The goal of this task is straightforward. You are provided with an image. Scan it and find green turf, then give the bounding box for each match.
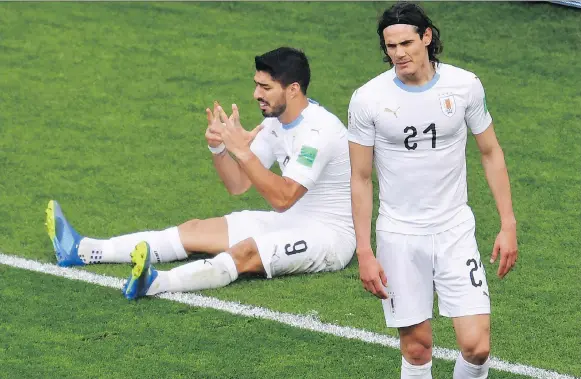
[0,265,531,379]
[0,1,579,377]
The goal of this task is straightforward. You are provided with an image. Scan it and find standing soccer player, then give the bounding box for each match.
[348,3,518,378]
[47,47,355,299]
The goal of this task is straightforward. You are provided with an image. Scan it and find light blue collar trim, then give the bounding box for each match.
[282,114,304,130]
[393,72,440,93]
[281,99,318,130]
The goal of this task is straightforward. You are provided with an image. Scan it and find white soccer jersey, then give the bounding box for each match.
[250,99,353,235]
[348,63,493,234]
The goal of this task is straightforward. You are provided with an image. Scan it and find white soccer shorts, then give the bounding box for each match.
[225,210,355,278]
[376,219,490,328]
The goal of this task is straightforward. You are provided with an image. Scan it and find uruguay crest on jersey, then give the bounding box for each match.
[439,94,456,117]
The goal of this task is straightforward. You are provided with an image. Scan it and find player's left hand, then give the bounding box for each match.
[490,224,518,279]
[216,104,263,159]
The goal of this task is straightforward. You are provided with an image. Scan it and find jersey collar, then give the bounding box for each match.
[393,71,440,93]
[281,99,318,130]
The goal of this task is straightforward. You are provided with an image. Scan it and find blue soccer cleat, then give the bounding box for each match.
[122,241,158,300]
[45,200,85,267]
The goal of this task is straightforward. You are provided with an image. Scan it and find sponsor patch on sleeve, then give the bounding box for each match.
[296,145,318,168]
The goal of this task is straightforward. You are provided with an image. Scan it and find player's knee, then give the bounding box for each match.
[401,341,432,365]
[178,218,202,234]
[460,338,490,365]
[228,238,264,275]
[400,328,432,365]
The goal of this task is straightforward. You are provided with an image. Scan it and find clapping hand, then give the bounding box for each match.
[209,102,263,159]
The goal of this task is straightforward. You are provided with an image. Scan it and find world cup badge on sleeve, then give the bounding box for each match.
[439,95,456,117]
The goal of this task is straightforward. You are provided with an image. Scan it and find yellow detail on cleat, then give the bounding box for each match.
[46,200,56,242]
[130,242,149,279]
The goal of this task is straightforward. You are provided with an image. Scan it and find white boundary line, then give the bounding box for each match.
[0,253,576,379]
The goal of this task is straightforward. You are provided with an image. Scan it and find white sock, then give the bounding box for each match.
[77,227,188,264]
[146,252,239,295]
[401,356,432,379]
[453,353,489,379]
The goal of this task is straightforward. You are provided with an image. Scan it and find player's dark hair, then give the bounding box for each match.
[255,47,310,95]
[377,2,443,66]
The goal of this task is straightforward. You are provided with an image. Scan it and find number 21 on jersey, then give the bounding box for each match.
[404,123,436,150]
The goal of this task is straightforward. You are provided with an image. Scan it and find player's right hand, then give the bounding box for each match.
[357,250,388,299]
[205,101,224,148]
[228,103,264,146]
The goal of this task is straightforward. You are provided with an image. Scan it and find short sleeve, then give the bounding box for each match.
[347,90,376,146]
[465,76,493,135]
[282,130,337,190]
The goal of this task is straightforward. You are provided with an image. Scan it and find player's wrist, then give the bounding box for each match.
[356,246,374,257]
[501,217,517,231]
[208,143,226,155]
[233,148,254,162]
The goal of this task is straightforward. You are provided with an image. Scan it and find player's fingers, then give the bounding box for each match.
[490,241,500,264]
[206,108,213,125]
[217,106,230,126]
[208,122,226,134]
[249,124,264,140]
[379,268,388,287]
[508,250,518,272]
[231,103,240,123]
[214,101,230,124]
[497,250,510,278]
[372,279,388,299]
[206,132,223,142]
[213,102,221,122]
[361,280,373,294]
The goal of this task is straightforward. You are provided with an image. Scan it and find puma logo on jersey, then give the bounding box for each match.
[384,106,400,118]
[271,130,278,138]
[310,128,321,134]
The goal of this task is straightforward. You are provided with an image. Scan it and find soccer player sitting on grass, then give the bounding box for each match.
[46,47,355,300]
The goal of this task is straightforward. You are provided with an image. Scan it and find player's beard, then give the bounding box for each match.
[259,99,287,118]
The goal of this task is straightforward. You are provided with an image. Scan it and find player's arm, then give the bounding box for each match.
[466,76,517,278]
[210,150,252,195]
[349,142,375,255]
[474,124,518,278]
[347,92,387,299]
[474,125,516,229]
[205,103,264,195]
[236,154,307,212]
[215,105,306,211]
[349,142,386,299]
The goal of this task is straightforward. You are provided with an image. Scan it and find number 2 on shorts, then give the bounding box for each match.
[466,258,483,287]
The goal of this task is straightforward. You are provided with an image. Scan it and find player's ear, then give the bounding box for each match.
[423,27,432,46]
[289,82,301,99]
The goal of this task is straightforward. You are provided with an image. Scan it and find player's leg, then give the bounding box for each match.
[399,321,433,378]
[45,200,225,266]
[90,210,272,264]
[152,237,265,295]
[122,211,280,298]
[124,220,354,299]
[46,200,267,267]
[433,219,491,378]
[452,315,490,378]
[375,230,435,378]
[255,221,354,279]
